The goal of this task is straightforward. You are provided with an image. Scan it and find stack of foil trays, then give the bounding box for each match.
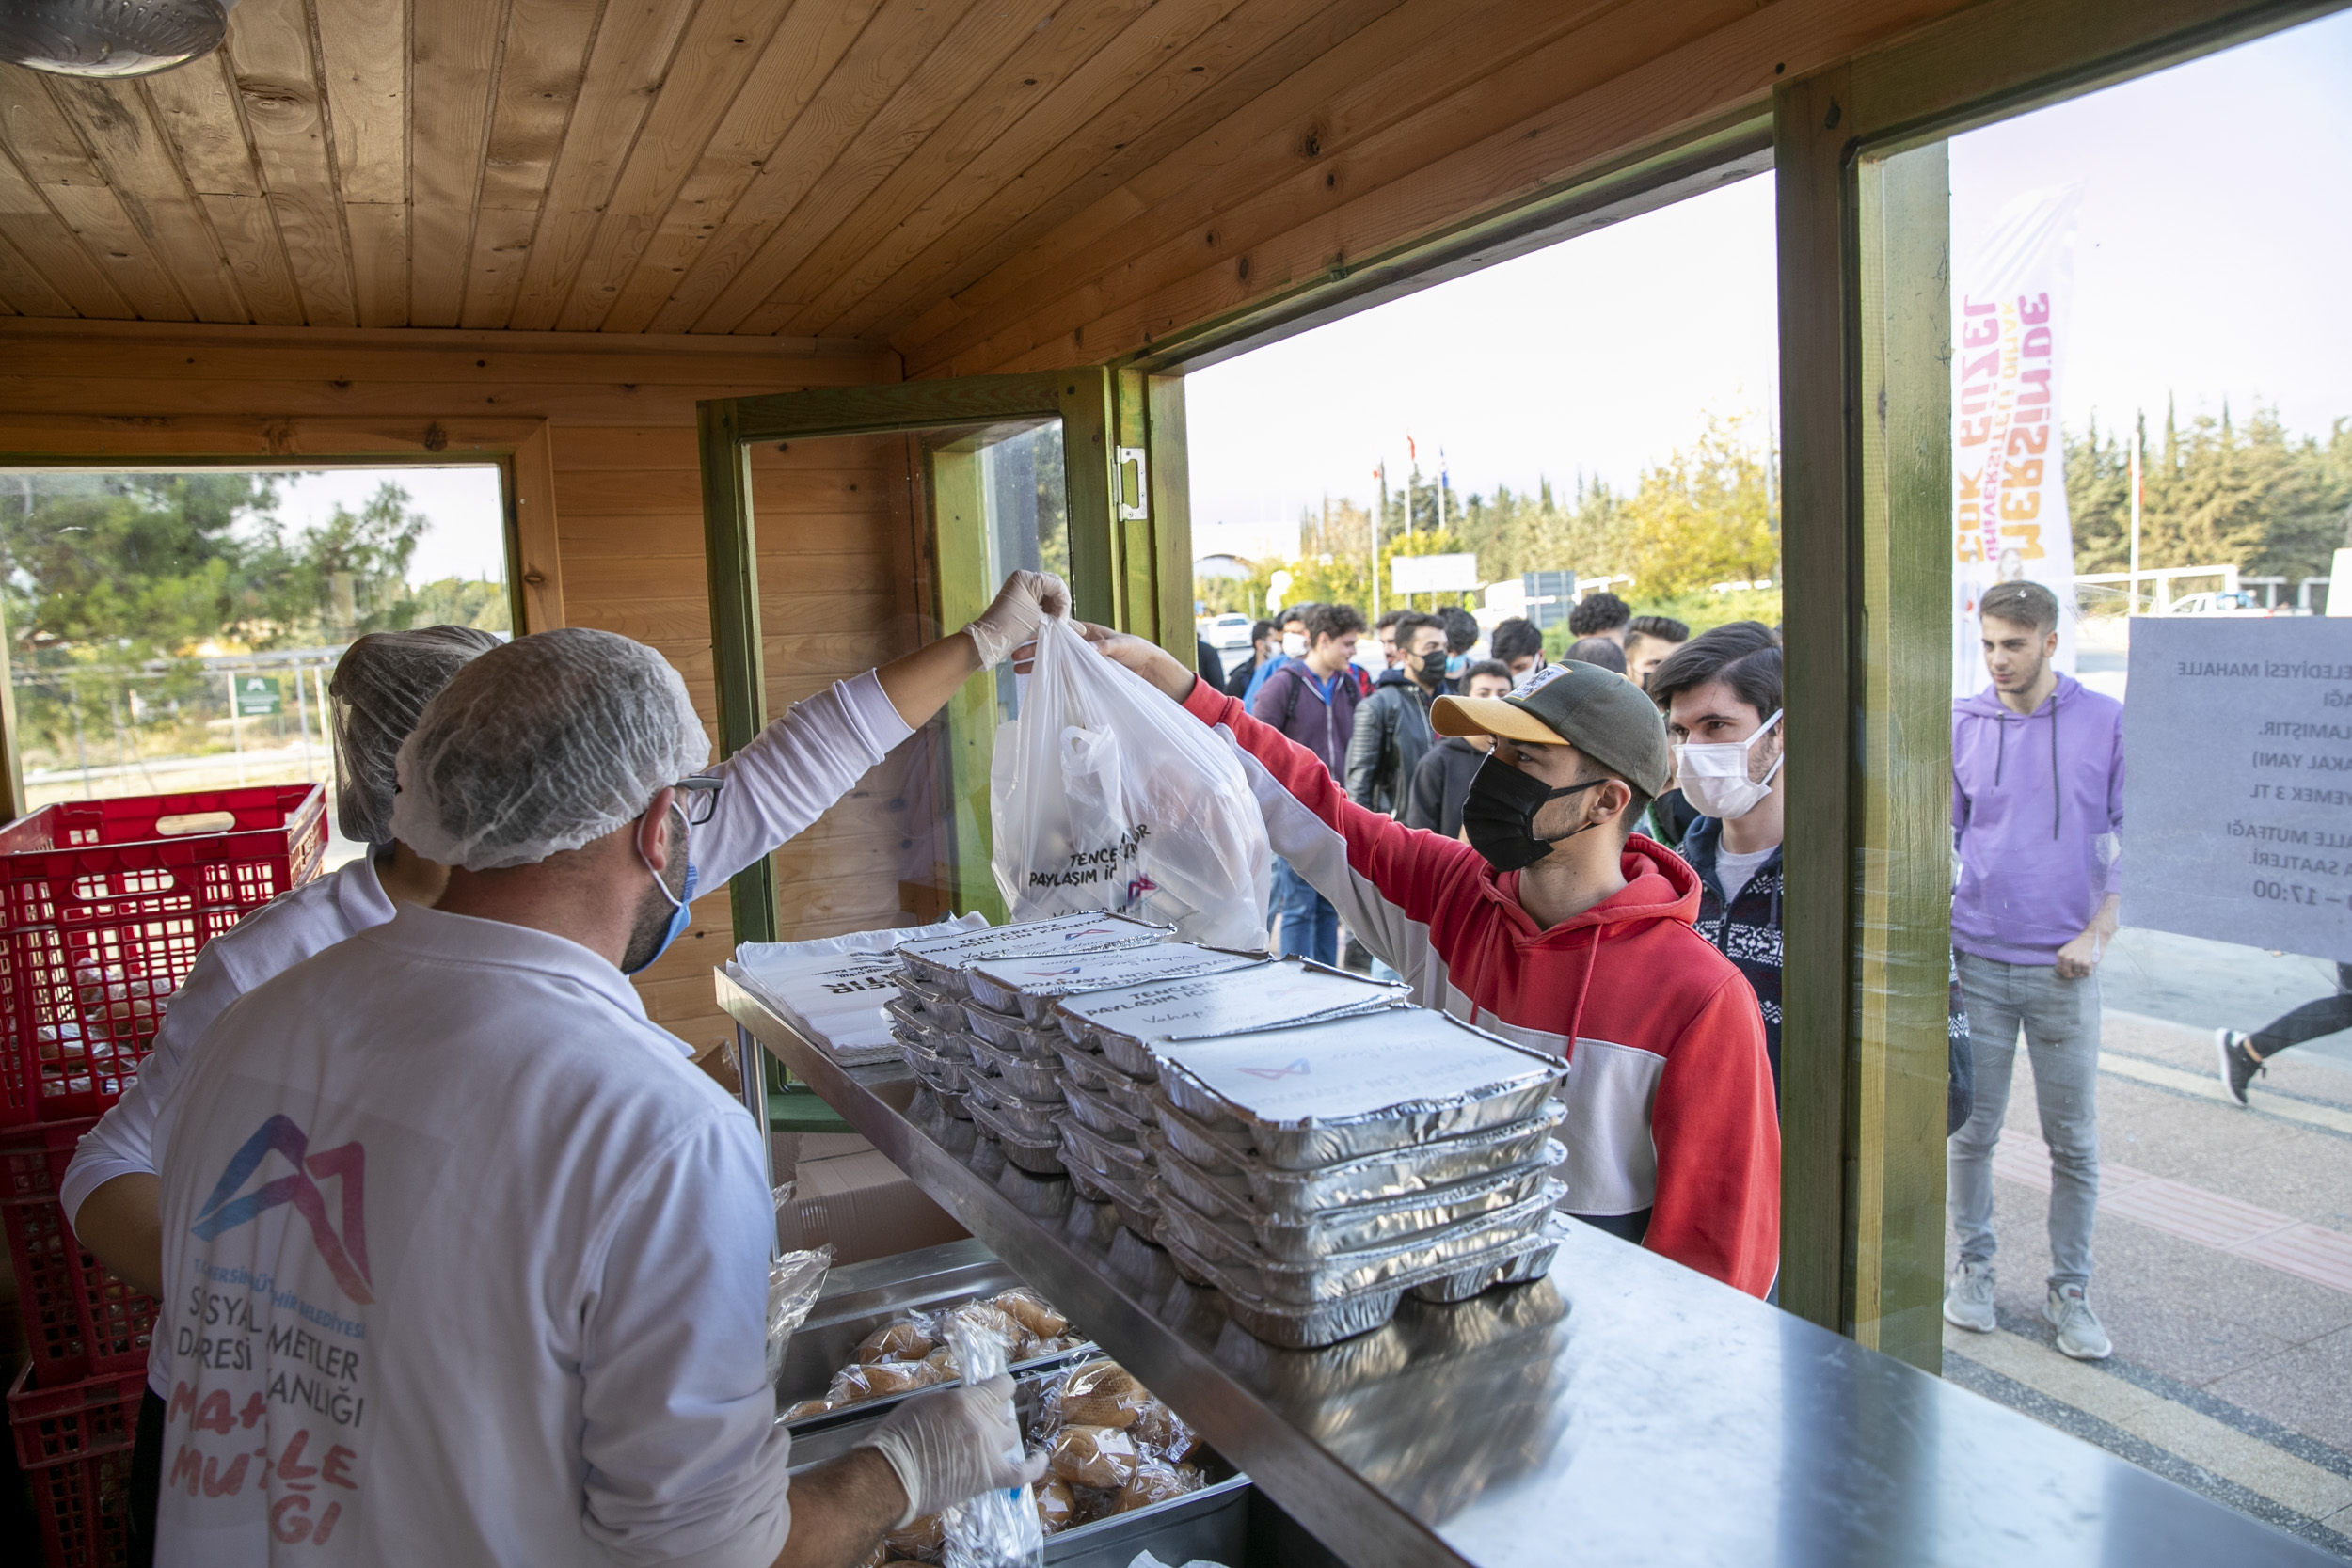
[888,914,1171,1154]
[1144,1008,1568,1348]
[1046,962,1409,1243]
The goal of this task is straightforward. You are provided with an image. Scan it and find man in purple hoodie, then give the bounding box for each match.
[1944,580,2124,1361]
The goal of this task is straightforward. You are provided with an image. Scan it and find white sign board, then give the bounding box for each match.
[2122,617,2352,962]
[1391,553,1481,595]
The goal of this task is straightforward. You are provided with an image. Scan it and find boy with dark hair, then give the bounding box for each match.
[1250,600,1369,964]
[1242,603,1315,704]
[1223,618,1277,697]
[1374,607,1413,669]
[1648,623,1973,1127]
[1347,612,1447,818]
[1078,629,1780,1295]
[1489,616,1546,679]
[1407,658,1511,839]
[1436,604,1480,659]
[1624,614,1691,690]
[1946,578,2123,1362]
[1567,636,1629,674]
[1569,590,1632,642]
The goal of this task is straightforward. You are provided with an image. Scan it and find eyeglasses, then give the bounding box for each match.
[672,775,724,827]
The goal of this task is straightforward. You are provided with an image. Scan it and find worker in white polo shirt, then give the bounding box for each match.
[146,628,1041,1567]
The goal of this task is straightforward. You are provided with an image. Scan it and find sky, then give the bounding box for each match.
[1184,8,2352,565]
[270,466,508,585]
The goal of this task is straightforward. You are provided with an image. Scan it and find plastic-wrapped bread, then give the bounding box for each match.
[780,1398,834,1423]
[1114,1460,1202,1512]
[934,1299,1026,1362]
[882,1513,945,1560]
[1033,1478,1078,1534]
[992,1287,1069,1340]
[853,1319,933,1364]
[1047,1424,1141,1490]
[1131,1398,1199,1463]
[825,1357,946,1406]
[1058,1360,1149,1429]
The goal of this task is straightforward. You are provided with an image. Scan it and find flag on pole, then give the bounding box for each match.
[1952,183,2084,697]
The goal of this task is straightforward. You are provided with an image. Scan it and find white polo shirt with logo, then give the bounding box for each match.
[151,904,791,1566]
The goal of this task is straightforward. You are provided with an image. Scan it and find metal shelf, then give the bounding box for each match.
[720,968,2333,1568]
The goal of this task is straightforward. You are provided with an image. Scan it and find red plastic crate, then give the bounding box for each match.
[9,1361,145,1568]
[0,1115,97,1200]
[4,1195,158,1380]
[0,784,326,1126]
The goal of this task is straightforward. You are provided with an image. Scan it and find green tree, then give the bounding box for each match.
[245,482,429,643]
[405,577,513,634]
[1615,413,1779,595]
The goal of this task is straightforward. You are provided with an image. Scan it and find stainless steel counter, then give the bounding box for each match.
[722,970,2334,1568]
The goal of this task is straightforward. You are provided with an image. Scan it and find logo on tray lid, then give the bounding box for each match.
[1237,1057,1311,1082]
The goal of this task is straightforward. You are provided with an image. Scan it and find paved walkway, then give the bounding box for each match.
[1946,957,2352,1558]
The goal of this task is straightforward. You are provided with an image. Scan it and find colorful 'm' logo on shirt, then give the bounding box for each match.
[191,1115,373,1304]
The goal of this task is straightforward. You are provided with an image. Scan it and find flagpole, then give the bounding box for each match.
[2127,427,2143,613]
[1372,463,1384,621]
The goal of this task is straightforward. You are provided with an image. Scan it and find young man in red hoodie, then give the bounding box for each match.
[1075,629,1781,1296]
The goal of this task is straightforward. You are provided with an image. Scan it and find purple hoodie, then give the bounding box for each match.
[1952,673,2124,965]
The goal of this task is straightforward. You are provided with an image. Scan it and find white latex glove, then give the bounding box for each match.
[965,570,1070,667]
[855,1374,1045,1528]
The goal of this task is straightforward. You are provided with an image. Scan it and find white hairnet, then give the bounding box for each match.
[389,627,710,871]
[328,625,504,846]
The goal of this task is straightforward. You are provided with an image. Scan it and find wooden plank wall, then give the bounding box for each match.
[0,319,903,1053]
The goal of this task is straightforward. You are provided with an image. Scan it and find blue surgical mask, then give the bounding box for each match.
[625,837,698,976]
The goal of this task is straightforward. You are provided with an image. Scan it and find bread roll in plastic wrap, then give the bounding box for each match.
[1048,1424,1141,1490]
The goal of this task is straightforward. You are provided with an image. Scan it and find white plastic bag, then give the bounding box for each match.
[939,1318,1045,1568]
[991,617,1270,949]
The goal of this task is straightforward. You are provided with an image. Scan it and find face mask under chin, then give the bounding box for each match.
[621,814,694,974]
[1459,753,1610,872]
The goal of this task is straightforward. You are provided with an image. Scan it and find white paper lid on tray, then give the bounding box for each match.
[894,911,1173,971]
[1055,960,1405,1043]
[1157,1009,1560,1126]
[965,942,1263,1003]
[731,914,987,1059]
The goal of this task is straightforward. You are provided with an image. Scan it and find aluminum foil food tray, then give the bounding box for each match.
[1165,1226,1563,1348]
[894,977,969,1031]
[963,942,1265,1022]
[1049,1037,1133,1096]
[1056,960,1408,1072]
[1152,1182,1563,1305]
[1057,1112,1156,1188]
[961,1032,1065,1102]
[1152,1009,1564,1168]
[1150,1101,1566,1220]
[959,1002,1065,1059]
[1145,1160,1562,1264]
[1061,1078,1150,1145]
[895,913,1173,994]
[962,1073,1063,1141]
[963,1094,1066,1174]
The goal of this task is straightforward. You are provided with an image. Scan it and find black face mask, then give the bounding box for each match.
[1460,753,1609,872]
[1407,649,1446,689]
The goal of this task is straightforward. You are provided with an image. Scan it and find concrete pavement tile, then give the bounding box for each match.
[2206,1325,2352,1455]
[1947,1326,2352,1523]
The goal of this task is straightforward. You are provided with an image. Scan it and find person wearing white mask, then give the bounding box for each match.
[74,574,1062,1564]
[144,624,1048,1567]
[1651,622,1970,1123]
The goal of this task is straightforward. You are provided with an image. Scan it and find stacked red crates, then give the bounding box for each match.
[2,784,326,1568]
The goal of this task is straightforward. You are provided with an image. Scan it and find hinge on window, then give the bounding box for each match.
[1116,446,1149,521]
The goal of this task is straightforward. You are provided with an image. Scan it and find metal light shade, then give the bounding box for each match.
[0,0,230,78]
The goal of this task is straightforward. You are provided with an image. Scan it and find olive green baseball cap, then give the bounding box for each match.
[1432,660,1674,798]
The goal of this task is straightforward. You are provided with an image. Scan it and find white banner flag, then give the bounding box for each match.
[1953,184,2083,697]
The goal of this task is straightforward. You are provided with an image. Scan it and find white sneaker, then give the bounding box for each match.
[1943,1260,1996,1332]
[2044,1283,2112,1360]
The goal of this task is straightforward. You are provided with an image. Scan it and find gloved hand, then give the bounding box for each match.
[855,1374,1045,1528]
[965,570,1070,667]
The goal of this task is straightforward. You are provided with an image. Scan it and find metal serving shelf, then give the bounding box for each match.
[719,969,2333,1568]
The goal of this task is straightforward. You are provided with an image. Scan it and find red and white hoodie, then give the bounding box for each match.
[1181,678,1781,1296]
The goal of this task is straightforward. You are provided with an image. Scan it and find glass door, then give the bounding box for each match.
[696,368,1192,949]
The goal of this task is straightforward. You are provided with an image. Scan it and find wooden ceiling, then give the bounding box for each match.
[0,0,1974,374]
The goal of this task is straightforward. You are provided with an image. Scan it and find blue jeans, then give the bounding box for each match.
[1270,857,1338,966]
[1949,951,2101,1289]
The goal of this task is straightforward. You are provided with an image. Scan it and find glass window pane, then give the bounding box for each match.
[0,465,512,870]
